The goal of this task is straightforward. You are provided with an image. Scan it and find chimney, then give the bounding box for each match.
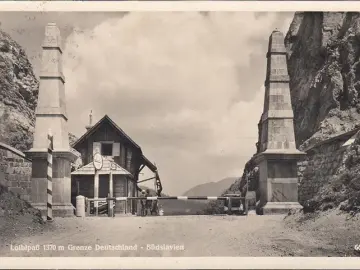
[85,110,93,131]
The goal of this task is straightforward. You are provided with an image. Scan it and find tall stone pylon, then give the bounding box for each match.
[253,29,306,215]
[25,23,77,217]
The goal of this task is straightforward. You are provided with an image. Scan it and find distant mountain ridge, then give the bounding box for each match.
[182,177,238,197]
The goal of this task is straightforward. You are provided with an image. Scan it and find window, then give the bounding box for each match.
[101,143,113,156]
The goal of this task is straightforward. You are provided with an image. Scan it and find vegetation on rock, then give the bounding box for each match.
[303,131,360,214]
[0,184,45,244]
[0,30,39,151]
[286,12,360,149]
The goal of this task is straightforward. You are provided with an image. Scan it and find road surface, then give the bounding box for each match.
[2,212,357,257]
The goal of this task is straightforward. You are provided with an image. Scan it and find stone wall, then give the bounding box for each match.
[0,144,31,201]
[297,129,357,204]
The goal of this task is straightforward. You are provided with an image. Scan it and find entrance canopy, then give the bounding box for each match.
[71,157,133,177]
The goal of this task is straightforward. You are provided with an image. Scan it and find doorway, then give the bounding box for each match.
[99,174,110,198]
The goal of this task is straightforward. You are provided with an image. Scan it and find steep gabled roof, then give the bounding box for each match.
[71,114,157,172]
[142,154,157,172]
[72,114,141,150]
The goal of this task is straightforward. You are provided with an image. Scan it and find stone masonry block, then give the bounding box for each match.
[21,195,30,201]
[6,167,14,174]
[10,181,19,188]
[20,181,29,188]
[9,187,23,194]
[7,175,17,181]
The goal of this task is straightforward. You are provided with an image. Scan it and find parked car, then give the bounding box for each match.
[223,193,246,215]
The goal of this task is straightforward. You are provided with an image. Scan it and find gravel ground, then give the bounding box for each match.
[283,209,360,256]
[1,209,359,257]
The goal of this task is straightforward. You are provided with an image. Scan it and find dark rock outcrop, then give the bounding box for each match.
[286,12,360,150]
[0,30,39,152]
[0,28,77,151]
[69,133,78,146]
[0,183,46,246]
[285,12,360,214]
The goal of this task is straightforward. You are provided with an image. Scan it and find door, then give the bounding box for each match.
[99,174,110,198]
[114,175,127,214]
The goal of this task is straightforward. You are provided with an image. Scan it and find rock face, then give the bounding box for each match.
[0,30,39,152]
[297,130,360,214]
[285,12,360,214]
[0,28,77,151]
[285,12,360,150]
[0,30,44,231]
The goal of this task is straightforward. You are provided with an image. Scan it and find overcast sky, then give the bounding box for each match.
[0,11,294,195]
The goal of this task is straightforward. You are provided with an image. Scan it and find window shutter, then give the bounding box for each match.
[128,180,131,197]
[121,146,126,167]
[126,149,132,170]
[113,143,120,156]
[93,142,101,155]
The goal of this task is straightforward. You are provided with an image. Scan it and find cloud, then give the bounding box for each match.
[0,12,128,76]
[62,12,292,194]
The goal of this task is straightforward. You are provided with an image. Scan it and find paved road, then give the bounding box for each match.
[0,214,343,257]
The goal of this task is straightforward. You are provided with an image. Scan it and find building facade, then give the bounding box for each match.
[70,115,157,215]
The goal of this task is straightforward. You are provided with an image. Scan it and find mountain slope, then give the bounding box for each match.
[183,177,237,197]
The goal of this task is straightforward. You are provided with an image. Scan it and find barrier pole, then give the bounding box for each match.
[47,129,53,222]
[94,170,99,216]
[86,198,91,217]
[109,171,114,217]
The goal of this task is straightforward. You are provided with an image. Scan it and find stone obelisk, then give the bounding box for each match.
[25,23,77,217]
[253,29,305,215]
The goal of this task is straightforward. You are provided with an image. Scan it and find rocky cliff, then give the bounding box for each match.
[0,29,77,151]
[0,30,39,152]
[285,12,360,214]
[0,29,44,235]
[286,12,360,150]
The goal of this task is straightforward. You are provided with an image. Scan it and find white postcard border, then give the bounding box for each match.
[0,1,358,12]
[0,1,359,269]
[1,257,360,269]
